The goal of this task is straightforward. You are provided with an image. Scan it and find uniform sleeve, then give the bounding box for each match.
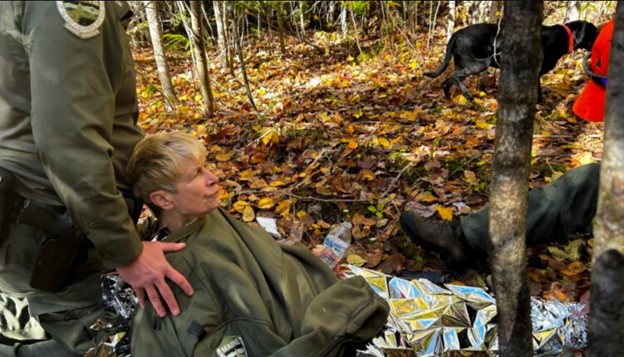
[24,3,142,268]
[270,277,390,357]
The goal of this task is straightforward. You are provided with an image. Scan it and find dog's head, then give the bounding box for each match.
[565,20,599,51]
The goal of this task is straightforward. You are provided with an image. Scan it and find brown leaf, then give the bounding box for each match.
[366,248,383,268]
[352,213,377,227]
[377,253,406,275]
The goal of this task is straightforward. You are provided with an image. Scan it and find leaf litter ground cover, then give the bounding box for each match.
[133,29,603,305]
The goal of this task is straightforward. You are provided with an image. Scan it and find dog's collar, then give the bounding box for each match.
[563,24,574,53]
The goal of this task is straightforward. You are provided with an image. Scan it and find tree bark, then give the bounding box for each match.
[213,0,231,72]
[447,0,456,42]
[144,0,179,111]
[427,1,441,49]
[190,1,214,117]
[589,7,624,355]
[340,5,348,37]
[230,3,259,114]
[277,2,287,55]
[488,1,543,355]
[469,1,493,24]
[588,250,624,356]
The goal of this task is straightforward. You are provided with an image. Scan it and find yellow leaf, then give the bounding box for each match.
[436,206,454,221]
[271,131,280,145]
[233,200,248,213]
[270,180,286,187]
[262,132,273,146]
[257,197,275,209]
[463,170,477,184]
[547,246,570,260]
[347,140,358,149]
[242,205,255,222]
[456,95,469,105]
[362,169,375,181]
[545,171,563,182]
[215,152,232,162]
[346,254,367,267]
[318,112,331,122]
[475,118,492,130]
[239,170,254,181]
[561,261,587,277]
[296,210,308,218]
[414,191,437,203]
[378,137,390,147]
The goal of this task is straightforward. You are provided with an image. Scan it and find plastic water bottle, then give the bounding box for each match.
[319,222,353,268]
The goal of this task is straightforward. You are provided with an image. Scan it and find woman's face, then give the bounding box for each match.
[170,156,222,218]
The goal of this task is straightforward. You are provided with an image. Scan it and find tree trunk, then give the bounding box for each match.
[277,2,287,55]
[447,0,456,42]
[564,1,581,22]
[300,1,307,34]
[589,7,624,355]
[427,1,441,49]
[588,250,624,356]
[488,1,543,355]
[340,5,348,37]
[213,0,231,72]
[469,1,493,24]
[230,3,259,114]
[190,1,214,117]
[144,0,179,111]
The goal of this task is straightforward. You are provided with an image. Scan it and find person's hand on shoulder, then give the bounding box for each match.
[116,241,194,317]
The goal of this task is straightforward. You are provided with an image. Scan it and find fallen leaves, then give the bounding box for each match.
[133,25,602,303]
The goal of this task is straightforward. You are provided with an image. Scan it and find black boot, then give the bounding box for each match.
[400,210,475,272]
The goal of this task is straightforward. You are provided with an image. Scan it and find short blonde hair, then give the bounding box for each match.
[127,131,207,214]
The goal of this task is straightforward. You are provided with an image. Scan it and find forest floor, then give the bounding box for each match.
[132,27,604,304]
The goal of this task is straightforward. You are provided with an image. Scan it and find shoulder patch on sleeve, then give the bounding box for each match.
[55,1,105,39]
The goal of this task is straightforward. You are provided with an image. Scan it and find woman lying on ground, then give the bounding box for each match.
[126,131,389,357]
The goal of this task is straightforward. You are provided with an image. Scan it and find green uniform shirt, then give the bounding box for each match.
[0,1,143,267]
[131,209,389,357]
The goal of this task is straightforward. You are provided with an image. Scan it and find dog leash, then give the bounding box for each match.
[563,24,574,53]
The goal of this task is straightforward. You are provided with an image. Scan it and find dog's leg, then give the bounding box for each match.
[453,77,474,100]
[442,77,455,100]
[537,81,543,103]
[447,60,491,101]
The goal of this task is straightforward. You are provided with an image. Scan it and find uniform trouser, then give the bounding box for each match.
[0,221,108,356]
[461,163,600,253]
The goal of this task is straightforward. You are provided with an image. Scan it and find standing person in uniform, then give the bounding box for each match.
[400,19,614,273]
[126,131,389,357]
[0,2,192,355]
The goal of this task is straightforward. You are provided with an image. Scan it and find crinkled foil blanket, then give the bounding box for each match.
[348,267,587,356]
[85,273,136,357]
[86,267,587,356]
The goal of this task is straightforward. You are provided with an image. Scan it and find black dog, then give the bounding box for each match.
[425,20,598,101]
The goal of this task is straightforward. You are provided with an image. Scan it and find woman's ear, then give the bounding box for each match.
[149,190,175,210]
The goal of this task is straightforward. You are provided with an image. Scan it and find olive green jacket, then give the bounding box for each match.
[0,1,143,268]
[131,209,389,357]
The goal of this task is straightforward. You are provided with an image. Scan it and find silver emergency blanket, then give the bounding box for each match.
[86,267,587,356]
[346,266,588,356]
[85,273,136,357]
